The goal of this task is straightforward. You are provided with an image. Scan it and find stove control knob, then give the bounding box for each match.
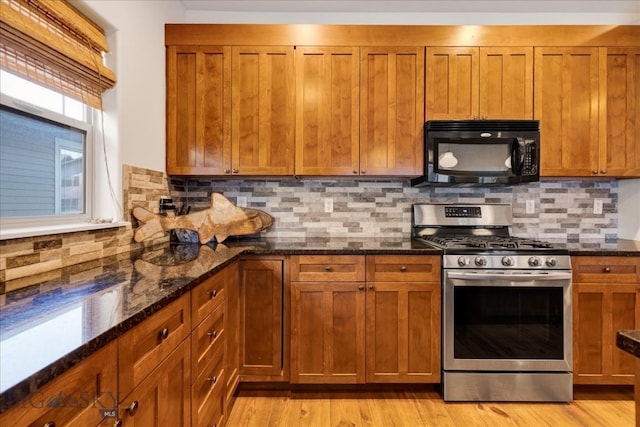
[474,256,487,267]
[457,256,471,267]
[528,256,542,267]
[501,256,514,266]
[546,257,558,267]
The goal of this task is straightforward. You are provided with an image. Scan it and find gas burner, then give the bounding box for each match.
[419,234,555,250]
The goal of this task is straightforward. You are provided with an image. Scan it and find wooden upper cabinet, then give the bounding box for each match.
[426,47,533,120]
[535,47,600,177]
[426,47,479,120]
[360,47,425,176]
[599,47,640,177]
[231,46,295,175]
[479,47,533,119]
[166,45,231,175]
[295,46,360,175]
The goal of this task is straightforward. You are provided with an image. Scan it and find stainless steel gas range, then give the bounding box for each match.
[412,203,572,402]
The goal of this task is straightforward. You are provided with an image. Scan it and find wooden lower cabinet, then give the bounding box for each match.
[290,255,442,385]
[119,339,191,426]
[0,341,118,427]
[572,256,640,385]
[239,257,287,381]
[224,262,240,416]
[365,282,441,383]
[290,282,367,384]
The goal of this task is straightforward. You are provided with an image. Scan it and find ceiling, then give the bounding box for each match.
[180,0,640,14]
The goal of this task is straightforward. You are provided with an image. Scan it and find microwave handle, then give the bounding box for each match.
[511,138,525,174]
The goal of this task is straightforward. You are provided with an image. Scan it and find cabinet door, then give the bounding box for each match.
[239,258,285,380]
[535,47,600,176]
[295,47,360,175]
[426,47,479,120]
[231,46,295,175]
[166,45,231,175]
[479,47,533,119]
[365,282,440,383]
[290,282,366,384]
[360,47,424,176]
[119,340,191,427]
[0,342,118,427]
[599,47,640,177]
[573,283,639,385]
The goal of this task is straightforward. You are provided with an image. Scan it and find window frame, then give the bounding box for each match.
[0,92,94,231]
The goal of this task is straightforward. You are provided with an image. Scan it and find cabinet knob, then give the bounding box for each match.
[325,266,332,271]
[368,284,374,290]
[604,267,611,273]
[126,400,139,415]
[601,170,607,174]
[207,375,217,383]
[400,266,407,272]
[210,289,217,299]
[358,284,365,291]
[592,170,598,175]
[44,422,56,427]
[159,328,169,340]
[361,170,366,174]
[207,330,217,339]
[112,420,123,427]
[223,169,230,174]
[353,170,358,174]
[232,168,239,174]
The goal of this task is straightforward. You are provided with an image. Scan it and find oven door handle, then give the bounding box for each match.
[447,271,572,282]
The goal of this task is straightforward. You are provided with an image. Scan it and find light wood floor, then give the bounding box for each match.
[226,386,634,427]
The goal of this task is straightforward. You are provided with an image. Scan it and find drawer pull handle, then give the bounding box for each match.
[127,400,139,415]
[207,330,217,339]
[159,328,170,340]
[358,284,365,291]
[325,266,332,271]
[210,289,217,299]
[208,376,217,383]
[604,267,611,273]
[44,422,56,427]
[400,266,407,272]
[368,284,374,290]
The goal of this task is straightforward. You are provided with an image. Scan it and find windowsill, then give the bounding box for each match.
[0,221,130,241]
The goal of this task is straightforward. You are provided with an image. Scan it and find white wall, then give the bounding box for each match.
[74,1,639,238]
[74,0,185,220]
[619,180,640,240]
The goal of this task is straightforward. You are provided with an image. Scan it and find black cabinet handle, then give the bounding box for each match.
[210,289,217,299]
[207,330,217,339]
[127,400,139,416]
[44,422,56,427]
[159,328,169,340]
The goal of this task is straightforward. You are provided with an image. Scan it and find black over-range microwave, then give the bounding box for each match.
[411,120,540,186]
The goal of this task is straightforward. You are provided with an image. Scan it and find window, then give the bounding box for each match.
[0,71,93,226]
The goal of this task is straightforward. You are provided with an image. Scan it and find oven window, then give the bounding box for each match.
[453,286,564,359]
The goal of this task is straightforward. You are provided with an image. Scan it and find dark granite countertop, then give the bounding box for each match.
[617,330,640,359]
[564,239,640,256]
[0,234,638,412]
[0,236,439,412]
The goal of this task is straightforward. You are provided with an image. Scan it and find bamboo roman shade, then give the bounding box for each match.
[0,0,116,108]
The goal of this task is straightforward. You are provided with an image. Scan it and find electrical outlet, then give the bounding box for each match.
[324,198,333,213]
[237,196,247,207]
[525,199,535,214]
[594,199,603,215]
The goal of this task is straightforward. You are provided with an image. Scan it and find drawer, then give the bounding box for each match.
[290,255,365,282]
[192,269,226,328]
[119,293,191,400]
[366,255,441,282]
[192,344,225,427]
[572,256,640,284]
[192,302,225,380]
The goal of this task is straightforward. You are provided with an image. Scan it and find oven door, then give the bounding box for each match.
[443,269,572,372]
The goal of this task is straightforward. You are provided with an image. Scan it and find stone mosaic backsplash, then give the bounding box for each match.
[0,165,171,291]
[170,177,618,244]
